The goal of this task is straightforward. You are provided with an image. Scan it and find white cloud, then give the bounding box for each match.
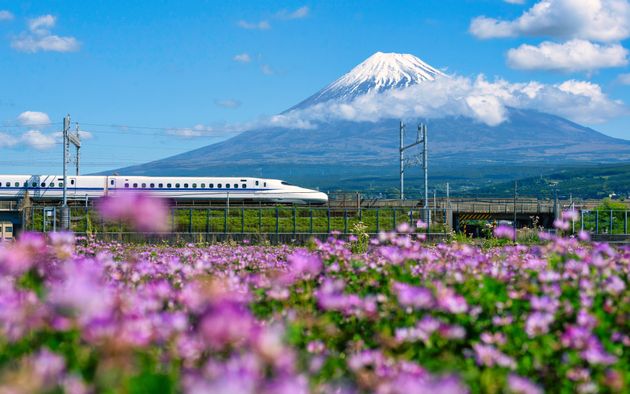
[28,14,55,33]
[505,0,526,3]
[11,14,80,53]
[21,130,56,150]
[17,111,51,126]
[233,53,252,63]
[0,10,13,21]
[270,75,626,127]
[0,133,18,147]
[470,0,630,42]
[214,99,242,109]
[276,6,310,20]
[507,39,629,71]
[618,73,630,84]
[261,64,274,75]
[78,130,93,139]
[237,20,271,30]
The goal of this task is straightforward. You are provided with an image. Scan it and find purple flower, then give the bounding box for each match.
[280,250,323,284]
[525,312,554,337]
[581,337,617,365]
[553,219,570,231]
[393,282,434,309]
[435,284,468,314]
[473,343,516,369]
[508,374,542,394]
[97,192,169,232]
[494,225,515,240]
[199,300,256,350]
[561,210,579,221]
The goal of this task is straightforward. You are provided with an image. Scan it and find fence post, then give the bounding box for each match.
[625,210,628,235]
[189,208,193,233]
[224,208,228,234]
[293,207,297,236]
[241,208,245,234]
[595,210,599,234]
[393,208,396,231]
[258,208,262,232]
[610,210,613,235]
[376,208,380,233]
[309,208,313,234]
[275,207,279,238]
[327,208,331,234]
[343,209,348,234]
[171,208,175,231]
[581,210,584,231]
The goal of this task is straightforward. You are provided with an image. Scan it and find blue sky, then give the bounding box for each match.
[0,0,629,174]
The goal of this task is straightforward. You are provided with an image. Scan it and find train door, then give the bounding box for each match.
[0,221,13,241]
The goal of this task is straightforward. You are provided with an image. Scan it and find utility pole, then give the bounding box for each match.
[513,180,517,241]
[61,115,70,230]
[400,121,404,200]
[61,115,82,230]
[422,124,429,226]
[75,122,81,175]
[399,121,427,203]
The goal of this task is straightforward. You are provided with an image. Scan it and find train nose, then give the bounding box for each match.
[313,191,329,204]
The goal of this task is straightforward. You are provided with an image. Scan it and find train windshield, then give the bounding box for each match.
[281,181,294,186]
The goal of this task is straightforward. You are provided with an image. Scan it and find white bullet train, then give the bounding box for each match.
[0,175,329,204]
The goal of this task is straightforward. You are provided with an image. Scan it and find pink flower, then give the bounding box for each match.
[97,192,169,232]
[508,374,542,394]
[494,225,515,239]
[553,219,570,231]
[562,210,579,221]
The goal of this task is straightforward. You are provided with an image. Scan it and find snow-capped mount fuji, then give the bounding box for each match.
[289,52,446,110]
[112,51,630,194]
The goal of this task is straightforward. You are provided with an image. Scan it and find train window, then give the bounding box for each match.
[41,182,46,187]
[142,183,147,188]
[158,183,163,188]
[226,184,230,189]
[70,180,75,185]
[176,183,180,188]
[233,184,238,188]
[110,180,114,185]
[264,182,267,187]
[209,184,214,188]
[14,182,19,187]
[167,183,172,188]
[255,181,259,186]
[32,182,37,187]
[192,183,197,188]
[124,183,129,188]
[150,183,155,188]
[5,182,10,187]
[242,184,246,188]
[184,183,189,188]
[217,183,222,188]
[5,226,12,233]
[58,182,63,187]
[201,183,205,188]
[133,183,138,188]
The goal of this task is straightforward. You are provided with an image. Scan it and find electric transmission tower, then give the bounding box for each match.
[61,114,82,230]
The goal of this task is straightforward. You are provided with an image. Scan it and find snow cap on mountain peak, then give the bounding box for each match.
[290,51,446,110]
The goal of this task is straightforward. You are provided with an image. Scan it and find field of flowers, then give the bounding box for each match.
[0,194,628,393]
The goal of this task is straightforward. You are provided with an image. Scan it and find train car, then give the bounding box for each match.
[0,175,328,204]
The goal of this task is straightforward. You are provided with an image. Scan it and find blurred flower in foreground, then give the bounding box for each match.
[97,192,169,232]
[493,225,515,240]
